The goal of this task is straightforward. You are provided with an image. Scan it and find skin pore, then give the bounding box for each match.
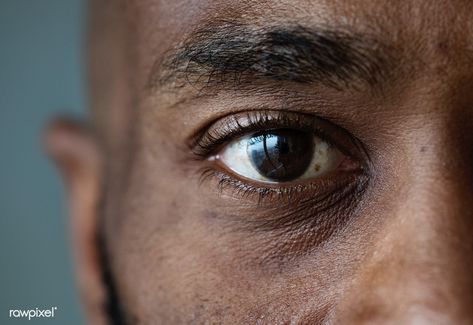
[46,0,473,324]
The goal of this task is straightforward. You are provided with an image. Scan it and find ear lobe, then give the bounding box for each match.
[45,119,108,325]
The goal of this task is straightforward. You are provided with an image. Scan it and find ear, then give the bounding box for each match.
[45,119,108,325]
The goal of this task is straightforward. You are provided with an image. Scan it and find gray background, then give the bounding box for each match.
[0,0,86,324]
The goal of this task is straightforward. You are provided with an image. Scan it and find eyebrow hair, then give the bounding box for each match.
[151,22,393,93]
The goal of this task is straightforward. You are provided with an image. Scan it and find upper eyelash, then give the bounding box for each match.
[189,110,335,159]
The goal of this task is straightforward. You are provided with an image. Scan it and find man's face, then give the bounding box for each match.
[60,0,473,323]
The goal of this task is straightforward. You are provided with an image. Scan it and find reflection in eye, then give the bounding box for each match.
[217,128,344,183]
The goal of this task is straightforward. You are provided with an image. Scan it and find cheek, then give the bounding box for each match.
[109,195,247,322]
[107,160,364,324]
[104,121,373,323]
[104,147,259,322]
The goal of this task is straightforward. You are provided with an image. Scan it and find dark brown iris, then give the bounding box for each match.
[247,129,314,181]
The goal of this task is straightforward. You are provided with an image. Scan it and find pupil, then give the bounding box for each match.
[247,129,314,181]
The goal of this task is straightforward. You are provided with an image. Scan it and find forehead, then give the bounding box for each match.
[133,0,473,81]
[135,0,473,41]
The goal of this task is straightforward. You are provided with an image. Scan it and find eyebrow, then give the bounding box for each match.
[151,22,393,93]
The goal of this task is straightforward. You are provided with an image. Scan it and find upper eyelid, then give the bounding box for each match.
[189,110,367,168]
[190,110,325,157]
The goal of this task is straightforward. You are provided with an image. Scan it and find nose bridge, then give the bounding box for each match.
[334,118,473,324]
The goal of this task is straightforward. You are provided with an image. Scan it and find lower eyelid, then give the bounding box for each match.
[197,167,369,261]
[198,163,365,203]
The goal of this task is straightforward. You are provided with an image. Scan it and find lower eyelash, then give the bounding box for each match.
[197,166,370,258]
[198,166,365,206]
[199,167,284,203]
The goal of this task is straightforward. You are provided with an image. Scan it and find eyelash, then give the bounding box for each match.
[189,110,365,202]
[198,166,362,203]
[191,110,336,158]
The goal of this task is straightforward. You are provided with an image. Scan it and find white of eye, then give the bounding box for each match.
[215,133,344,184]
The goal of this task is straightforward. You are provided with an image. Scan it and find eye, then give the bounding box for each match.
[216,128,346,183]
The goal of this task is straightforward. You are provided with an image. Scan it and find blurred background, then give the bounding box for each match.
[0,0,86,323]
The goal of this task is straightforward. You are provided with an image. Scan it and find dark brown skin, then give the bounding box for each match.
[46,0,473,324]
